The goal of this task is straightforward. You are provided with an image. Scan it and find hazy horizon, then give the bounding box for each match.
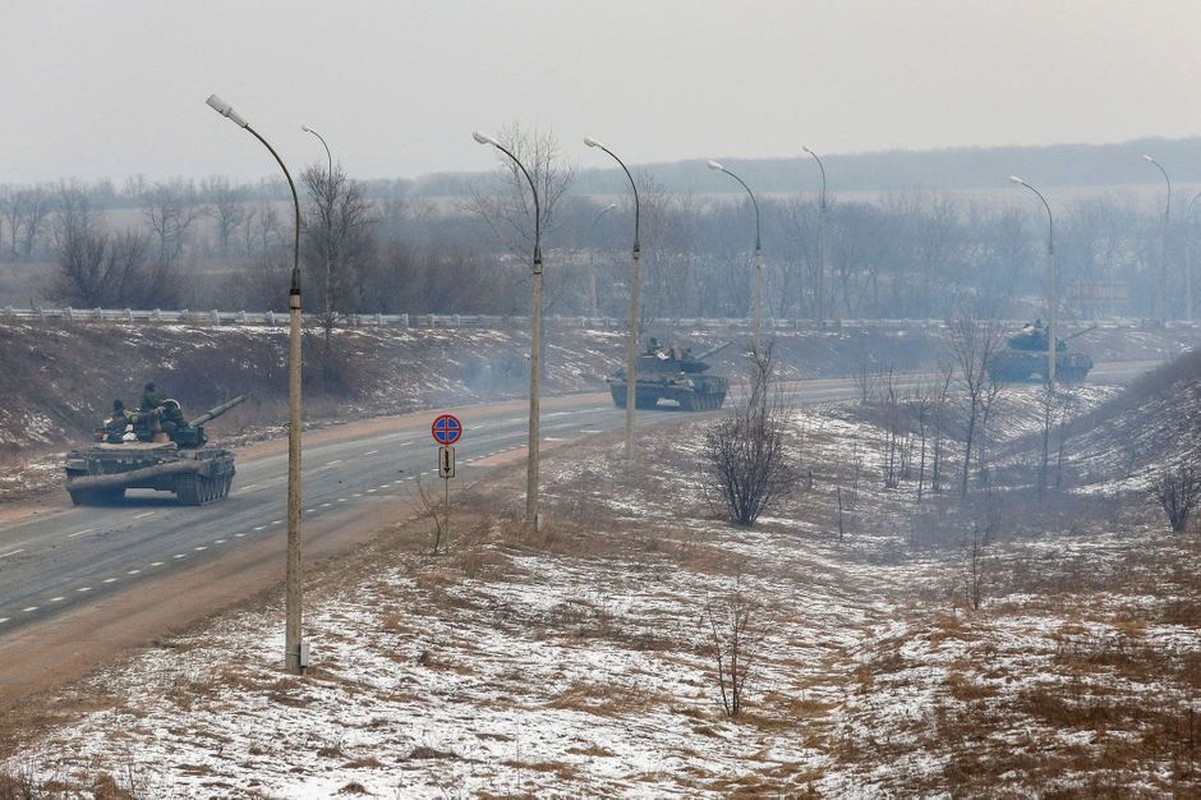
[5,1,1201,185]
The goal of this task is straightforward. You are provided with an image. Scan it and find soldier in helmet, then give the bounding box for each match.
[140,382,164,411]
[104,399,133,441]
[159,398,186,436]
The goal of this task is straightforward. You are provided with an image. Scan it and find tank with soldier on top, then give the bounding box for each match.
[64,385,247,506]
[987,320,1095,383]
[606,338,731,411]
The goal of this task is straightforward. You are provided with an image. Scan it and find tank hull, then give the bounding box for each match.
[987,350,1093,383]
[607,374,728,411]
[64,441,236,506]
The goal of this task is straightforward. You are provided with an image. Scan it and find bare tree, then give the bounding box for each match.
[469,123,575,264]
[947,316,1004,498]
[2,184,52,259]
[703,590,760,718]
[1152,464,1201,533]
[703,342,800,526]
[142,179,203,266]
[301,163,376,324]
[204,176,246,258]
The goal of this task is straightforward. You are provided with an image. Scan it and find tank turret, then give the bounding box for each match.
[64,394,247,506]
[989,323,1095,382]
[607,340,731,411]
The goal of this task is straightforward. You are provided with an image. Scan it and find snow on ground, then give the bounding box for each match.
[6,386,1201,798]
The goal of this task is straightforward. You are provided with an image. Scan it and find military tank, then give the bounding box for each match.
[987,322,1094,383]
[607,340,732,411]
[64,395,246,506]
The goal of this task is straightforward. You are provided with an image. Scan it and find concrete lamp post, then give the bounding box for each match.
[1143,154,1172,324]
[473,130,543,527]
[1009,175,1056,384]
[708,159,763,356]
[584,136,640,468]
[206,94,306,675]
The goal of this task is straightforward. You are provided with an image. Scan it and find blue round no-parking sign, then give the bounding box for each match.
[431,413,463,445]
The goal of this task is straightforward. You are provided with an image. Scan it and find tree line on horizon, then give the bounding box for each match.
[0,129,1195,325]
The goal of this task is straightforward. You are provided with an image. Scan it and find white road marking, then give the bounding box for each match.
[22,607,37,613]
[271,520,283,525]
[0,549,25,560]
[326,459,344,466]
[127,569,141,575]
[304,508,316,514]
[215,538,227,544]
[103,578,118,583]
[320,502,331,508]
[77,587,92,593]
[399,441,413,447]
[234,533,245,538]
[173,554,186,560]
[0,618,8,624]
[337,498,347,503]
[133,512,156,520]
[67,529,95,538]
[241,483,259,490]
[150,561,165,567]
[194,546,207,552]
[364,449,379,455]
[49,596,65,603]
[253,525,267,531]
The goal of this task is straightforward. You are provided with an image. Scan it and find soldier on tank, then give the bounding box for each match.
[140,382,164,411]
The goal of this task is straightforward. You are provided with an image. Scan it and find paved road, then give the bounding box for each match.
[0,359,1156,639]
[0,392,712,636]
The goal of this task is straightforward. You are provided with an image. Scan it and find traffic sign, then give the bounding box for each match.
[431,413,463,445]
[438,445,456,478]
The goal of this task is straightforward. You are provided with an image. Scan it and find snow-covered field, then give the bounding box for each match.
[5,384,1201,798]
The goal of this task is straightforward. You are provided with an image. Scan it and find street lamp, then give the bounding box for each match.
[803,146,827,326]
[301,124,332,176]
[473,130,543,526]
[1009,175,1056,384]
[708,159,763,355]
[1186,190,1201,323]
[302,125,336,323]
[588,202,618,320]
[584,136,641,468]
[1144,154,1172,323]
[206,94,306,675]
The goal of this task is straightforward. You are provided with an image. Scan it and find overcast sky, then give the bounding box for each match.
[4,0,1200,185]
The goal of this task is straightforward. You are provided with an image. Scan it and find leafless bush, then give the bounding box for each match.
[702,343,800,526]
[703,591,761,718]
[1152,463,1201,533]
[415,476,450,555]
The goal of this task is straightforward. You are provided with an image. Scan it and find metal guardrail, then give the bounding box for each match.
[0,306,1184,332]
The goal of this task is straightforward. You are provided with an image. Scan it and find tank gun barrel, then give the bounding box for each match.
[696,341,733,361]
[188,394,247,428]
[1060,324,1098,342]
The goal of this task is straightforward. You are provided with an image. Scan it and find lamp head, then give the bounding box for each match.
[301,124,313,133]
[1143,154,1155,163]
[473,131,499,147]
[707,159,725,172]
[1008,175,1025,185]
[205,94,249,128]
[583,136,604,149]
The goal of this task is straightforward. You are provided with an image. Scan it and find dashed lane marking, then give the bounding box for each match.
[127,569,141,575]
[0,549,25,559]
[67,529,95,538]
[150,561,165,567]
[49,596,65,603]
[77,587,92,593]
[103,578,117,583]
[22,607,37,613]
[364,449,379,455]
[133,512,156,520]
